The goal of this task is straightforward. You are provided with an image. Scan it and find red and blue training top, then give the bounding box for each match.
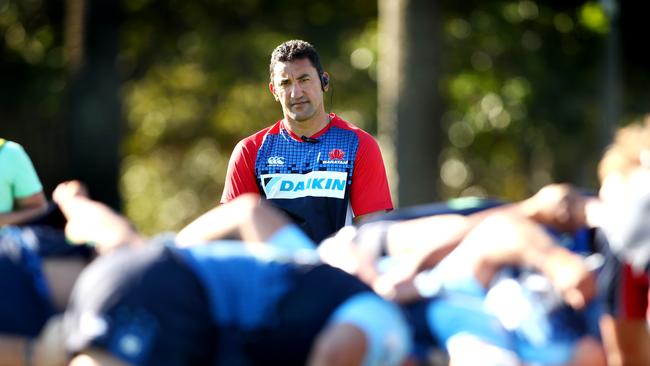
[221,114,393,243]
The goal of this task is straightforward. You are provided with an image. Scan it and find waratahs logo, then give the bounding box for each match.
[323,148,349,165]
[328,149,345,160]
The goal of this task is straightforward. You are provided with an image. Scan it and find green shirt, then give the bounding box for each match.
[0,139,43,213]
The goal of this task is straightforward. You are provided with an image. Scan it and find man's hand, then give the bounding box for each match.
[373,266,422,304]
[53,180,143,253]
[52,180,89,203]
[318,226,380,285]
[521,183,593,233]
[543,249,598,309]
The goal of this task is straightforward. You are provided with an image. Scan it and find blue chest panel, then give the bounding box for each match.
[255,126,359,178]
[176,245,298,330]
[254,127,360,243]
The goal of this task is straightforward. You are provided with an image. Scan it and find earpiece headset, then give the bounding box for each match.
[320,74,329,91]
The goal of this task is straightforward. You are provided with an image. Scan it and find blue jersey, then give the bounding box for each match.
[64,242,371,366]
[222,114,393,243]
[175,244,311,331]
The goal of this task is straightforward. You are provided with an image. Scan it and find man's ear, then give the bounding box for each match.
[321,71,330,92]
[269,82,279,101]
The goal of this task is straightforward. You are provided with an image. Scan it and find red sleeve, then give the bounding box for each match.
[350,131,393,216]
[220,137,260,203]
[620,263,650,319]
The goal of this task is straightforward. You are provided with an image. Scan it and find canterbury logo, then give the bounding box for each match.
[267,156,285,166]
[261,171,347,199]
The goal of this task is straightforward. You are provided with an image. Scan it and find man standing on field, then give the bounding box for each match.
[221,40,392,243]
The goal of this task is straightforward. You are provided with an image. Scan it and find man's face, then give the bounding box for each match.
[270,58,325,123]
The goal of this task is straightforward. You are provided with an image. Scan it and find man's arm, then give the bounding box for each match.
[349,131,393,219]
[0,316,67,366]
[393,213,595,309]
[383,183,597,275]
[307,323,366,366]
[0,191,48,226]
[330,184,597,302]
[221,138,261,203]
[0,141,48,226]
[352,211,386,224]
[53,181,145,254]
[462,213,596,309]
[69,349,130,366]
[0,335,30,365]
[518,183,598,233]
[177,193,295,246]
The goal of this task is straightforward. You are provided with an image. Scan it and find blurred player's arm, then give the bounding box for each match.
[381,184,595,277]
[0,191,48,226]
[519,183,602,233]
[176,193,294,246]
[53,181,145,254]
[68,349,130,366]
[307,323,366,366]
[369,184,597,299]
[459,213,596,309]
[378,213,596,308]
[0,335,31,365]
[0,316,67,366]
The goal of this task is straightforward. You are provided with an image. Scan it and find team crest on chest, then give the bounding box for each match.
[329,149,345,160]
[322,148,349,165]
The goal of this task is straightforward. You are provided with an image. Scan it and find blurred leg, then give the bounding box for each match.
[307,323,366,366]
[600,316,650,366]
[567,336,607,366]
[69,348,130,366]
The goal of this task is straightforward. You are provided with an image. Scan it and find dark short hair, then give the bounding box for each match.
[269,40,324,82]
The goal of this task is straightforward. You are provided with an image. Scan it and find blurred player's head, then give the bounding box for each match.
[598,115,650,202]
[596,116,650,272]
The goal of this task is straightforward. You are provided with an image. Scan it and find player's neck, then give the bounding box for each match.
[284,111,330,138]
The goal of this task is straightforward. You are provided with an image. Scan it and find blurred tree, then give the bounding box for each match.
[65,0,122,210]
[378,0,442,207]
[435,0,609,201]
[618,1,650,123]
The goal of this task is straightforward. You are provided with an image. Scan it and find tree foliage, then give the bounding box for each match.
[438,0,609,200]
